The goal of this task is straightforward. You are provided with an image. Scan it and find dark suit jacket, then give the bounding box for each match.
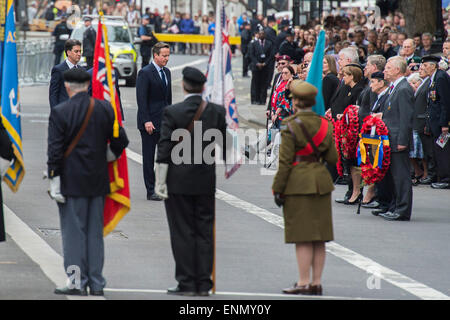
[248,39,274,72]
[357,81,377,125]
[49,61,70,109]
[371,91,390,114]
[47,92,128,196]
[413,78,431,132]
[382,78,414,152]
[323,73,340,111]
[136,62,172,132]
[428,69,450,137]
[157,95,227,195]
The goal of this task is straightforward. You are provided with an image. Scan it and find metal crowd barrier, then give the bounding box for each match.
[17,39,54,86]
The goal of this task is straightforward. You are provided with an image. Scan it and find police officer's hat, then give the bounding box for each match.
[182,67,207,85]
[421,55,441,64]
[83,16,93,22]
[280,19,290,27]
[286,26,295,36]
[63,68,91,83]
[290,80,318,106]
[267,15,276,23]
[371,71,385,80]
[257,24,265,33]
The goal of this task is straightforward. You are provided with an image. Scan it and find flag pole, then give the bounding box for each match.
[99,10,119,138]
[212,204,216,294]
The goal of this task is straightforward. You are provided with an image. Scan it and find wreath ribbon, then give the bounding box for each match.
[357,134,390,169]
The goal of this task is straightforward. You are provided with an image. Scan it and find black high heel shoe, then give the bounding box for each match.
[344,193,363,205]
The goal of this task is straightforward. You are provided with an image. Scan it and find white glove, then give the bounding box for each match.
[0,158,12,177]
[154,163,169,200]
[106,144,118,162]
[48,176,66,204]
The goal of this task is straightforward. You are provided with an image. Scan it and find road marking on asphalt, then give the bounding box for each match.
[103,288,374,300]
[169,58,209,72]
[3,204,105,300]
[126,147,450,300]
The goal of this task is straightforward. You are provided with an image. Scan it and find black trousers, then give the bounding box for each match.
[165,194,215,292]
[376,170,394,210]
[251,67,270,104]
[140,130,160,197]
[387,151,413,218]
[433,134,450,182]
[141,55,151,68]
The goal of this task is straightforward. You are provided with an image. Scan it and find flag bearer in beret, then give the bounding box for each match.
[155,67,227,297]
[48,68,129,296]
[272,80,337,296]
[421,55,450,189]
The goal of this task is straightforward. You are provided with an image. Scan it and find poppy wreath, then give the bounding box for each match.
[357,115,391,185]
[335,105,360,177]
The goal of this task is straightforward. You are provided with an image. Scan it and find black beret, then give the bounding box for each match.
[346,63,364,72]
[371,71,384,80]
[63,68,91,83]
[421,55,441,64]
[182,67,206,84]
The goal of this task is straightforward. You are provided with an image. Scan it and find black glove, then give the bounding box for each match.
[274,193,285,208]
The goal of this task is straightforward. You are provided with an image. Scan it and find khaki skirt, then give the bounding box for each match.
[283,193,334,243]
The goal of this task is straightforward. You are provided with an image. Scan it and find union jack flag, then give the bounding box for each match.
[92,17,130,237]
[205,0,241,178]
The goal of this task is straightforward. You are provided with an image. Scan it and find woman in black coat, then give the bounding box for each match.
[322,55,340,110]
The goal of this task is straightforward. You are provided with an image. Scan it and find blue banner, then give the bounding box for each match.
[1,0,25,192]
[306,30,326,116]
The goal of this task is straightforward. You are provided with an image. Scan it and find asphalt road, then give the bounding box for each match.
[1,53,450,301]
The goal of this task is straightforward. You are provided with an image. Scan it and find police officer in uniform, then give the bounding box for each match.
[138,15,157,67]
[240,21,252,77]
[279,27,304,65]
[154,67,227,296]
[52,14,72,66]
[82,16,97,70]
[248,25,274,105]
[421,55,450,189]
[272,80,337,296]
[264,15,278,88]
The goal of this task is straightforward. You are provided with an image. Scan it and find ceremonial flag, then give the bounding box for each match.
[306,30,326,116]
[204,0,241,178]
[92,16,130,236]
[1,0,25,192]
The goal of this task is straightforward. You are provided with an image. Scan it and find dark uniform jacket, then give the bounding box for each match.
[272,112,337,195]
[382,78,414,152]
[47,92,129,197]
[322,73,340,111]
[240,28,252,56]
[52,21,71,54]
[136,62,172,132]
[427,69,450,137]
[157,95,227,195]
[82,25,97,58]
[274,30,287,50]
[413,78,431,132]
[49,61,70,108]
[278,39,304,64]
[138,24,157,57]
[264,26,278,56]
[248,38,274,72]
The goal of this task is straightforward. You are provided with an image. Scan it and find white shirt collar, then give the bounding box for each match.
[391,76,405,90]
[65,59,77,69]
[416,76,429,94]
[430,70,437,83]
[152,60,163,73]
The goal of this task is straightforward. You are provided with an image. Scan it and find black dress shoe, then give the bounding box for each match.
[90,289,104,296]
[54,286,88,296]
[167,286,196,296]
[431,182,450,189]
[344,194,363,205]
[380,212,410,221]
[362,201,380,209]
[282,283,312,295]
[147,193,163,201]
[372,208,389,216]
[335,196,350,204]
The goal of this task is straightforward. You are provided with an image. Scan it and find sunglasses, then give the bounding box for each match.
[278,62,288,66]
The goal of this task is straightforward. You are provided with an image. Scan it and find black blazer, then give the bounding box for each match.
[47,92,128,196]
[357,81,377,124]
[371,91,390,114]
[427,70,450,137]
[136,62,172,132]
[248,39,274,72]
[49,61,70,109]
[157,95,227,195]
[382,78,414,152]
[322,73,340,111]
[413,78,431,132]
[330,80,365,119]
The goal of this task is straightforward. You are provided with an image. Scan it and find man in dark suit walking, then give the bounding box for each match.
[155,67,227,296]
[136,42,172,201]
[248,25,274,105]
[421,55,450,189]
[82,16,97,70]
[376,56,414,221]
[49,39,82,109]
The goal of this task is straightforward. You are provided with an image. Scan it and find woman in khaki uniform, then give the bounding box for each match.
[272,80,338,296]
